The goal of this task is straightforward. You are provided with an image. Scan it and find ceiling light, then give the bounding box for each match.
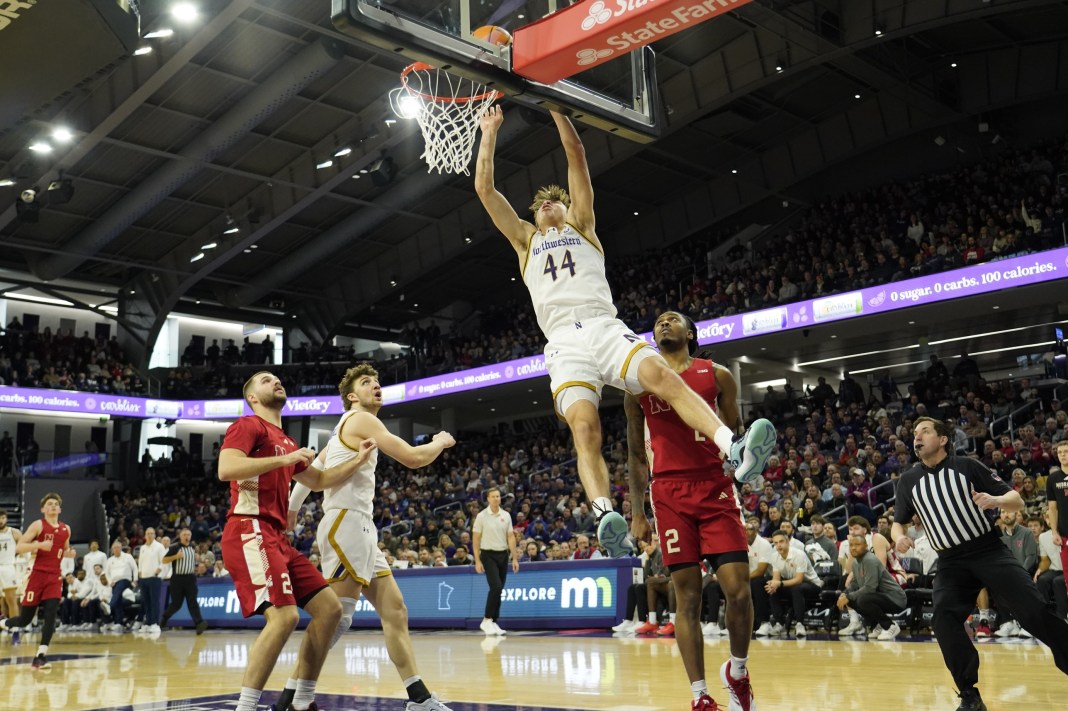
[129,290,136,295]
[464,236,472,243]
[389,279,397,286]
[0,179,14,187]
[352,174,362,179]
[51,127,73,143]
[511,277,516,281]
[201,242,218,250]
[171,2,199,23]
[968,341,1055,357]
[395,95,422,120]
[359,169,368,174]
[334,147,352,157]
[316,159,333,170]
[29,142,52,153]
[144,29,174,39]
[195,300,201,304]
[633,211,639,215]
[797,343,917,367]
[775,65,783,72]
[384,118,397,126]
[950,62,957,68]
[849,360,926,376]
[223,226,239,234]
[243,249,252,253]
[731,169,738,174]
[874,29,882,36]
[190,252,205,263]
[134,46,153,56]
[3,293,75,307]
[250,244,258,249]
[854,93,861,99]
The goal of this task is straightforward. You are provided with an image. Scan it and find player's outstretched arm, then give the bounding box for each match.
[549,111,594,233]
[624,393,652,543]
[218,447,315,481]
[475,105,534,255]
[346,412,456,469]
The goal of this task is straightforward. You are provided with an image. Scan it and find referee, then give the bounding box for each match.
[892,417,1068,711]
[473,487,519,636]
[160,527,208,634]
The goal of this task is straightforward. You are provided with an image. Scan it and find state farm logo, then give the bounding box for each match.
[581,0,613,30]
[577,47,613,65]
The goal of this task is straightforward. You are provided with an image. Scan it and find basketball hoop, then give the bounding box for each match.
[389,62,502,176]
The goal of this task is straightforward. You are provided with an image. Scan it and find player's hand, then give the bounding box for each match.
[512,558,519,573]
[630,512,652,544]
[38,539,53,552]
[971,491,999,510]
[434,431,456,448]
[895,536,914,554]
[479,105,503,134]
[357,438,377,460]
[286,448,316,467]
[836,594,849,610]
[286,510,298,534]
[475,560,485,574]
[1052,531,1062,547]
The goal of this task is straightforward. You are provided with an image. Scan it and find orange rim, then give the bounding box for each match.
[399,62,503,104]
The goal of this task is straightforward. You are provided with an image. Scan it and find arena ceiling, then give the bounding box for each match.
[2,0,1068,394]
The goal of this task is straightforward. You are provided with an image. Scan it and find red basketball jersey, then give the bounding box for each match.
[639,358,726,480]
[29,518,70,576]
[222,415,308,532]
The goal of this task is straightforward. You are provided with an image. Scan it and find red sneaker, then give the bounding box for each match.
[719,660,755,711]
[657,622,676,636]
[975,622,992,638]
[692,694,720,710]
[634,621,659,635]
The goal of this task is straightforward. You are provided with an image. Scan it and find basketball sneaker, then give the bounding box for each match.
[955,689,987,711]
[692,693,720,710]
[876,622,901,641]
[974,622,992,638]
[719,660,756,711]
[729,419,777,484]
[634,621,659,635]
[406,692,452,711]
[656,621,675,636]
[838,618,864,636]
[596,511,635,557]
[31,654,50,670]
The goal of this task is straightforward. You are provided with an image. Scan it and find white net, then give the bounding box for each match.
[390,63,502,176]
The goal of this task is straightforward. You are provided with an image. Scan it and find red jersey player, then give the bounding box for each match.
[219,371,376,711]
[0,491,74,670]
[625,311,758,711]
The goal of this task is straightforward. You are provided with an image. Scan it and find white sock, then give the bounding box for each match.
[849,609,861,625]
[292,679,316,710]
[713,426,735,456]
[285,677,298,691]
[37,644,48,656]
[592,497,614,518]
[236,687,261,711]
[649,612,658,624]
[669,612,676,623]
[331,597,357,649]
[690,679,709,701]
[730,655,748,679]
[979,608,992,623]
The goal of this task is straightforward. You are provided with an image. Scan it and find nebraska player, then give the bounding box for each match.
[625,311,757,711]
[0,492,75,670]
[219,371,376,711]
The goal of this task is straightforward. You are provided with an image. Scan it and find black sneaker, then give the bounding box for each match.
[955,689,986,711]
[195,620,209,635]
[271,687,296,711]
[31,654,51,670]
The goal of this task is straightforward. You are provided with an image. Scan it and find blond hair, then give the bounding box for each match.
[41,492,62,507]
[528,184,571,215]
[338,363,379,410]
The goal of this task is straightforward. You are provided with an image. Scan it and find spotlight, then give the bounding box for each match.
[0,179,14,187]
[190,252,205,263]
[334,147,352,157]
[369,156,396,186]
[171,2,199,23]
[134,46,153,56]
[51,127,73,143]
[45,178,74,205]
[15,188,39,223]
[223,226,239,234]
[29,142,52,153]
[316,159,334,170]
[144,29,174,39]
[201,242,218,250]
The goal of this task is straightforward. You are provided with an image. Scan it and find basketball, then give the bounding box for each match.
[473,24,512,47]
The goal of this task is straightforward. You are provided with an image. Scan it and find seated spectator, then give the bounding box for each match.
[520,541,546,562]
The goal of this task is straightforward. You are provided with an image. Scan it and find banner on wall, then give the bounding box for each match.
[166,558,638,629]
[2,247,1066,419]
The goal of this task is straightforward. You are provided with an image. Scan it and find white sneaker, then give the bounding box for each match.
[794,622,807,637]
[877,622,901,641]
[1018,625,1033,639]
[612,619,636,633]
[769,623,785,637]
[755,621,774,637]
[405,692,452,711]
[995,621,1019,638]
[479,618,495,635]
[838,620,864,636]
[491,622,507,636]
[703,622,726,636]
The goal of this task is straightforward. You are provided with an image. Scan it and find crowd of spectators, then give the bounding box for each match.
[0,321,146,395]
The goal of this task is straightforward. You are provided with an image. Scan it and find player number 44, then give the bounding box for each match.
[543,250,577,281]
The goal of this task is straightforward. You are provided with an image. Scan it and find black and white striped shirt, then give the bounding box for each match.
[166,543,197,576]
[894,455,1011,553]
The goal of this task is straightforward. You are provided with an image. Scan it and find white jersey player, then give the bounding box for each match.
[279,362,455,711]
[0,510,22,619]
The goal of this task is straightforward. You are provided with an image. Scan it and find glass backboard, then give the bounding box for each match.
[331,0,661,142]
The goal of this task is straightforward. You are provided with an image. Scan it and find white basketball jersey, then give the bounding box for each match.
[0,527,15,566]
[522,223,616,335]
[320,409,379,516]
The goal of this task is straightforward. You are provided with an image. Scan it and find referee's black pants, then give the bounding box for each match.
[161,574,203,625]
[933,535,1068,693]
[481,550,509,621]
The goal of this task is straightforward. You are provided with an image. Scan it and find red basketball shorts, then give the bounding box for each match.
[22,569,62,606]
[649,476,747,567]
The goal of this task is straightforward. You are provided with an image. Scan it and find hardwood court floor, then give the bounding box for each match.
[0,628,1063,710]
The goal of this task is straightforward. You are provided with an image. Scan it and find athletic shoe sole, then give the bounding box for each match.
[733,419,777,484]
[597,511,635,557]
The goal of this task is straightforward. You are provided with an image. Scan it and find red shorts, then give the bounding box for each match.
[650,476,747,567]
[221,516,327,617]
[1060,542,1068,594]
[22,569,62,606]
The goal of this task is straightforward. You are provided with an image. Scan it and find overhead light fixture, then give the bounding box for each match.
[51,127,73,143]
[201,242,218,250]
[134,46,153,56]
[731,169,738,174]
[29,142,52,153]
[0,179,15,187]
[190,252,205,263]
[464,236,472,243]
[45,178,74,205]
[250,244,258,249]
[849,360,926,376]
[243,249,252,253]
[369,156,396,186]
[950,62,957,68]
[316,159,333,170]
[171,2,199,23]
[934,136,946,146]
[395,95,422,120]
[334,147,352,157]
[3,292,74,307]
[633,211,639,216]
[854,93,861,99]
[15,188,39,222]
[223,226,239,234]
[389,278,397,286]
[969,340,1055,357]
[352,174,362,180]
[797,343,918,367]
[384,118,397,126]
[144,28,174,39]
[874,29,882,36]
[775,65,783,72]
